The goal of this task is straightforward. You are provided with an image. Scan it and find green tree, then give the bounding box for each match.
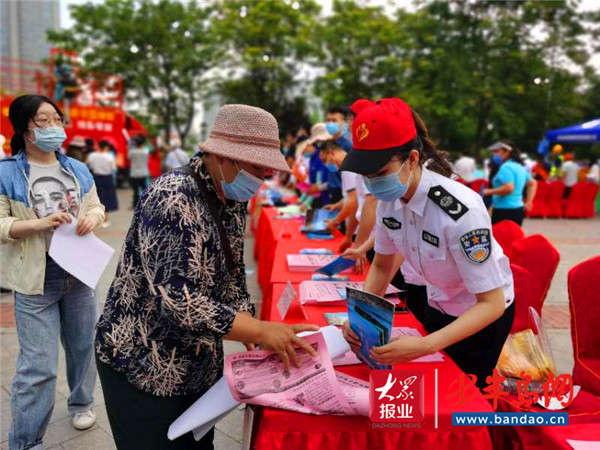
[48,0,217,143]
[315,0,598,158]
[211,0,320,136]
[399,0,596,156]
[313,0,410,108]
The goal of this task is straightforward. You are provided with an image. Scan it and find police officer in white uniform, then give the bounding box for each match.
[341,98,515,388]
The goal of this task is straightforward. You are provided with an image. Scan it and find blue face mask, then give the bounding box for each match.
[220,161,263,202]
[492,154,504,165]
[325,122,339,135]
[363,162,413,202]
[325,163,338,172]
[32,127,67,153]
[325,121,348,136]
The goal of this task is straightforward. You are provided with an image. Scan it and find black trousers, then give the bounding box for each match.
[130,177,148,207]
[96,358,214,450]
[404,284,428,325]
[421,302,515,389]
[491,207,525,226]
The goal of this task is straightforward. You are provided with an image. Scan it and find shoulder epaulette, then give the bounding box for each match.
[427,185,469,221]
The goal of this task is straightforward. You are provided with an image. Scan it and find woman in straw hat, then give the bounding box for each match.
[95,104,319,449]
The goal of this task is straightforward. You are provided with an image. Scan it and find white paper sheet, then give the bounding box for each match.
[299,281,400,305]
[168,376,239,441]
[48,220,114,289]
[335,372,370,416]
[537,385,580,410]
[224,332,351,415]
[287,255,350,272]
[277,281,297,320]
[567,439,600,450]
[169,326,350,441]
[332,327,444,366]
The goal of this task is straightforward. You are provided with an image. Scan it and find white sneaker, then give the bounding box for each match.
[72,408,96,430]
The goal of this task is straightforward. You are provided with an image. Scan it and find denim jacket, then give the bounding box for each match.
[0,151,105,295]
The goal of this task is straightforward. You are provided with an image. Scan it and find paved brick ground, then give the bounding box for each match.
[0,188,597,449]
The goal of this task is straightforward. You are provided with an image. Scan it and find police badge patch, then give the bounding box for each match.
[459,229,491,264]
[382,217,402,230]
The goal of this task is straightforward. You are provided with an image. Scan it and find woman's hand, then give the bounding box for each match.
[257,322,320,370]
[342,247,367,274]
[370,335,432,365]
[524,200,533,212]
[76,215,102,236]
[342,321,361,353]
[35,212,72,232]
[325,218,338,231]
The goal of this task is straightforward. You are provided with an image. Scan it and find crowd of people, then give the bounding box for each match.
[0,93,598,450]
[0,126,195,227]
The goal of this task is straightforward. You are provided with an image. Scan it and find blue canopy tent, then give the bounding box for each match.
[546,118,600,144]
[537,118,600,155]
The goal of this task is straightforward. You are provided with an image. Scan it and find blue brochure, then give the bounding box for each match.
[306,233,334,240]
[346,287,395,370]
[311,274,349,281]
[324,312,349,326]
[301,208,337,235]
[300,248,334,255]
[316,256,356,277]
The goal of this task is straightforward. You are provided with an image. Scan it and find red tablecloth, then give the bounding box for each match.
[262,238,366,319]
[254,208,307,294]
[541,423,600,450]
[254,208,350,317]
[489,392,600,449]
[253,283,494,450]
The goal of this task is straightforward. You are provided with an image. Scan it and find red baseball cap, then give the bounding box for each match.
[340,97,421,175]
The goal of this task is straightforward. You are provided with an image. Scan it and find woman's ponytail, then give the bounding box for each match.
[10,133,25,156]
[410,109,453,178]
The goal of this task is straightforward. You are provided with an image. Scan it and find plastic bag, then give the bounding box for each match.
[496,307,557,393]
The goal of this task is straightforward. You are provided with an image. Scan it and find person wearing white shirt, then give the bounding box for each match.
[87,140,119,225]
[164,145,191,171]
[321,141,359,253]
[340,98,514,389]
[586,158,599,183]
[562,153,579,197]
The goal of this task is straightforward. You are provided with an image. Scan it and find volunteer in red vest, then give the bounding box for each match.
[341,98,514,388]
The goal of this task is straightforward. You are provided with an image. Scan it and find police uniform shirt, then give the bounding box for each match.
[374,167,514,317]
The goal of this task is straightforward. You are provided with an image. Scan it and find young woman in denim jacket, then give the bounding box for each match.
[0,95,105,450]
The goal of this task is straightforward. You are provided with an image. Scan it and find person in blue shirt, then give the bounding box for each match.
[324,106,353,204]
[308,142,331,207]
[483,141,537,226]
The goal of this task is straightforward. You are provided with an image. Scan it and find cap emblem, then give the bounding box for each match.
[356,122,370,142]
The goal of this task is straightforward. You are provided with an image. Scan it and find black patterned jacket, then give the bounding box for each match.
[95,157,254,397]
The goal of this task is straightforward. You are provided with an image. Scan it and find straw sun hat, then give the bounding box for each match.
[294,122,332,159]
[200,104,290,173]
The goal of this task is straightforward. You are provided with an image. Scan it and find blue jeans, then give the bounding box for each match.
[10,256,98,450]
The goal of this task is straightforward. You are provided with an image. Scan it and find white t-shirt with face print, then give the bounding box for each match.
[29,161,81,249]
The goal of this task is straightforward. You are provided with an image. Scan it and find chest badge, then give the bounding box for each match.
[422,230,439,247]
[459,228,491,264]
[382,217,402,230]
